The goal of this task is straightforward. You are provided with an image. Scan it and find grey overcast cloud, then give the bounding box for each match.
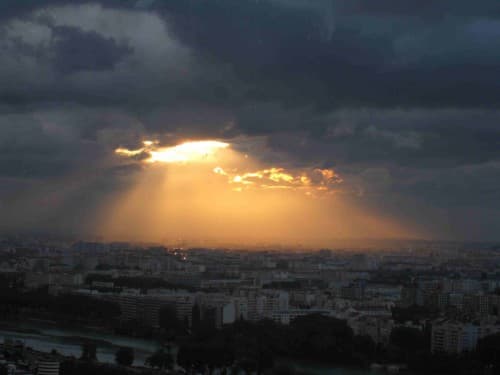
[0,0,499,243]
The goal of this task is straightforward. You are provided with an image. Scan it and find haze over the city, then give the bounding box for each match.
[1,0,499,246]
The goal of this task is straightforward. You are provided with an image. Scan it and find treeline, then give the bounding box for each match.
[391,305,439,323]
[0,286,120,323]
[396,330,500,375]
[177,314,379,374]
[60,360,141,375]
[177,313,500,375]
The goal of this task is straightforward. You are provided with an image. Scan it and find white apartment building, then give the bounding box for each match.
[431,319,500,354]
[271,309,332,325]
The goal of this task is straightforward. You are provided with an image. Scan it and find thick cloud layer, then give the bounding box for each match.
[0,1,499,242]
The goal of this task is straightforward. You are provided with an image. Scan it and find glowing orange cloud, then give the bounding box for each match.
[115,147,146,157]
[115,140,229,164]
[115,139,341,196]
[213,166,342,195]
[107,138,420,246]
[148,140,229,163]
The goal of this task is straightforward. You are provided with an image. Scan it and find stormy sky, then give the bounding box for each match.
[0,0,499,243]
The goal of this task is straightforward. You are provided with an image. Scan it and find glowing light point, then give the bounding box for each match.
[213,166,227,175]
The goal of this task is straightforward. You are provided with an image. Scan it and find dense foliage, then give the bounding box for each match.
[177,314,377,374]
[115,347,134,367]
[0,286,120,322]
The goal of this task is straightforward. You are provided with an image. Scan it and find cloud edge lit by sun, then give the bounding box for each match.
[115,139,342,196]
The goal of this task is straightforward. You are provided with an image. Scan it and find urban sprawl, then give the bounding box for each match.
[1,238,500,374]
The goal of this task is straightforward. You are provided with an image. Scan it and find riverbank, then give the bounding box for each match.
[0,319,162,366]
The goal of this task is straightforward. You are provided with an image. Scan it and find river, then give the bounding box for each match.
[0,321,161,366]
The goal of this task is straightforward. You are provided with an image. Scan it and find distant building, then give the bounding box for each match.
[271,309,332,325]
[36,360,59,375]
[349,316,394,344]
[341,280,365,300]
[431,320,478,354]
[431,319,500,354]
[90,289,196,327]
[261,290,289,318]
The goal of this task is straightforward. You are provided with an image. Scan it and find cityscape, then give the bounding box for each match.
[1,1,500,375]
[2,238,500,374]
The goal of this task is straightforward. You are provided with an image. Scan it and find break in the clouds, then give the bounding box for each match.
[115,139,342,196]
[0,1,499,242]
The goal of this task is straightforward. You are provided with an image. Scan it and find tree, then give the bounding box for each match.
[176,345,194,373]
[115,347,134,367]
[390,327,425,352]
[272,364,296,375]
[392,305,437,324]
[239,358,257,375]
[159,304,178,330]
[229,320,278,374]
[477,333,500,367]
[191,304,201,333]
[288,314,354,363]
[353,334,376,361]
[177,342,209,373]
[177,339,233,374]
[159,304,184,338]
[146,347,174,370]
[80,341,97,361]
[389,326,426,362]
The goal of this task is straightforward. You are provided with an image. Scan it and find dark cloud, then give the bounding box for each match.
[333,0,500,18]
[52,25,132,74]
[0,1,498,240]
[1,0,500,110]
[251,108,500,170]
[156,0,500,109]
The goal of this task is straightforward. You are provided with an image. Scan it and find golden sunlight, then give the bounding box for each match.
[115,140,229,164]
[106,138,419,246]
[115,140,342,195]
[148,140,229,163]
